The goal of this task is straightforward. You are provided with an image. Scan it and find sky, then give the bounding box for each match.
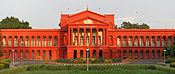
[0,0,175,29]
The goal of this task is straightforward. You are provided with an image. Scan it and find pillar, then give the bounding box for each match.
[77,50,80,58]
[126,36,128,47]
[90,28,92,46]
[155,36,157,47]
[83,50,86,58]
[149,36,151,47]
[171,36,174,46]
[29,50,32,60]
[160,50,163,59]
[149,50,152,59]
[166,36,168,46]
[90,50,93,58]
[103,28,105,46]
[52,36,54,46]
[23,49,26,59]
[68,27,70,46]
[106,29,109,46]
[35,50,37,59]
[77,28,79,46]
[121,37,123,47]
[17,50,20,59]
[96,50,99,58]
[46,50,49,59]
[12,36,14,46]
[143,50,146,59]
[34,36,37,47]
[46,36,48,47]
[126,50,129,59]
[132,37,135,47]
[96,28,99,46]
[29,36,31,47]
[18,37,20,46]
[71,28,73,45]
[138,50,140,59]
[41,36,43,47]
[143,36,146,47]
[84,28,86,46]
[120,50,123,59]
[40,49,43,60]
[132,50,135,59]
[23,37,26,46]
[6,36,9,46]
[154,50,157,59]
[160,36,162,47]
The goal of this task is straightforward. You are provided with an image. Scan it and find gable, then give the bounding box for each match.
[68,16,107,24]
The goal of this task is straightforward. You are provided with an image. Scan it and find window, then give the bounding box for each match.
[151,36,155,46]
[15,50,17,59]
[146,36,149,46]
[32,50,34,59]
[128,36,132,47]
[21,50,23,59]
[49,50,52,59]
[8,36,12,46]
[38,50,40,56]
[54,36,58,46]
[140,37,144,47]
[48,36,52,46]
[80,50,83,58]
[14,36,18,46]
[157,36,160,46]
[134,37,138,47]
[3,36,7,46]
[25,36,29,46]
[4,50,6,59]
[162,36,166,46]
[20,36,24,46]
[123,36,127,47]
[31,36,35,46]
[37,36,40,46]
[168,36,171,46]
[43,50,46,59]
[117,37,121,47]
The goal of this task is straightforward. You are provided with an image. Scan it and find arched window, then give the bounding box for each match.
[162,36,166,46]
[140,36,144,47]
[20,36,24,46]
[14,36,18,46]
[135,50,138,59]
[31,36,35,46]
[134,36,138,47]
[25,36,29,46]
[3,36,7,46]
[48,36,52,46]
[8,36,12,46]
[168,36,171,46]
[37,36,40,46]
[54,36,58,46]
[117,36,121,47]
[157,36,160,46]
[140,50,143,59]
[146,50,149,59]
[128,36,132,47]
[146,36,149,46]
[123,36,127,47]
[151,36,155,46]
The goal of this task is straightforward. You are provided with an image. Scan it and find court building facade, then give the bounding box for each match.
[1,9,175,60]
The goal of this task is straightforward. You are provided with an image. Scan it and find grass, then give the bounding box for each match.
[19,69,167,74]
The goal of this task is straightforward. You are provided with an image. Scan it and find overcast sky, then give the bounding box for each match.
[0,0,175,29]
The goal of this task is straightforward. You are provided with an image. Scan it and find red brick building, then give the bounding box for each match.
[1,9,175,60]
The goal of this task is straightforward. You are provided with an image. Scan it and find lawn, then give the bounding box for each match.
[19,69,167,74]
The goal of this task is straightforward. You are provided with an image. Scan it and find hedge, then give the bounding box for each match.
[166,58,175,63]
[170,62,175,68]
[0,64,4,70]
[0,64,175,74]
[0,59,10,69]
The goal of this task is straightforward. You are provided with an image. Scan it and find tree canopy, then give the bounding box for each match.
[115,22,150,29]
[0,17,32,29]
[0,30,3,57]
[162,40,175,58]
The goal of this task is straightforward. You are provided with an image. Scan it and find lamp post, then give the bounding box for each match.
[12,49,14,67]
[86,48,89,71]
[164,50,166,65]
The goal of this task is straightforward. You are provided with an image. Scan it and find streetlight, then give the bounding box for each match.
[12,49,14,67]
[164,50,166,65]
[86,48,89,71]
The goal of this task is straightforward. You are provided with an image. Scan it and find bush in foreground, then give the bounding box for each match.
[0,64,175,74]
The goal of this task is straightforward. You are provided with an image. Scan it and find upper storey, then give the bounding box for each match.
[60,9,115,30]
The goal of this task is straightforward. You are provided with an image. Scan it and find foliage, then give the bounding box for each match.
[115,22,150,29]
[170,62,175,68]
[165,58,175,63]
[0,16,32,29]
[0,64,175,74]
[0,64,4,70]
[0,59,10,69]
[0,30,3,57]
[162,40,175,58]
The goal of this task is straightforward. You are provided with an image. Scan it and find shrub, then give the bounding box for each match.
[104,59,112,63]
[0,61,10,68]
[166,58,175,63]
[0,64,4,70]
[170,62,175,68]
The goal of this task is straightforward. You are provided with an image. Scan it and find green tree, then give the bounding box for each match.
[162,40,175,58]
[120,22,149,29]
[0,16,32,29]
[0,30,3,57]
